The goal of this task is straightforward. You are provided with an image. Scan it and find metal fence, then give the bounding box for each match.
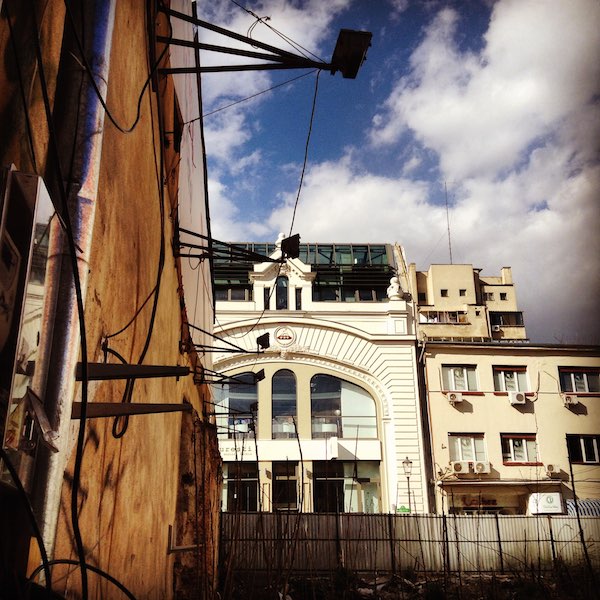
[220,512,600,575]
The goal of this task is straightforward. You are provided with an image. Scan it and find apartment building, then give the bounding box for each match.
[211,239,429,514]
[423,342,600,515]
[409,263,526,342]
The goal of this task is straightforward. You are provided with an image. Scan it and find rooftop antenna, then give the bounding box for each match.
[445,181,453,264]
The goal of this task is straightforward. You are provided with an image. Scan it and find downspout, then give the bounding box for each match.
[32,0,116,555]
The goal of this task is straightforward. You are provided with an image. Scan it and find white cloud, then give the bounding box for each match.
[370,0,600,181]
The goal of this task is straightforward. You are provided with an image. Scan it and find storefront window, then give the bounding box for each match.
[224,462,259,512]
[214,373,258,439]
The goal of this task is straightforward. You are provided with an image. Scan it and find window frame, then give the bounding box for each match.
[442,365,478,392]
[493,366,528,393]
[559,369,600,394]
[567,434,600,464]
[501,434,540,465]
[448,433,487,462]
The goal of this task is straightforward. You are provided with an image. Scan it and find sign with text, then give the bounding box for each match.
[528,492,563,514]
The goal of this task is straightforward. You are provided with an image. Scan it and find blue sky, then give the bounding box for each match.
[197,0,600,344]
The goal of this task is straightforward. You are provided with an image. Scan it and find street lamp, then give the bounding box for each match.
[402,456,413,514]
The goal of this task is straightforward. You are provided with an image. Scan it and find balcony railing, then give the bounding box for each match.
[311,415,377,439]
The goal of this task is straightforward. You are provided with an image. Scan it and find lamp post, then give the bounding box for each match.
[402,456,413,514]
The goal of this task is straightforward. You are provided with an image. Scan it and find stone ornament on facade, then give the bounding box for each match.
[387,276,402,300]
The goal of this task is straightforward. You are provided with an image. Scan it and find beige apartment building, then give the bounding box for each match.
[423,342,600,515]
[408,263,599,515]
[408,262,526,342]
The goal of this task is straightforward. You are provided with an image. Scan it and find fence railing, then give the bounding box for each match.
[220,512,600,575]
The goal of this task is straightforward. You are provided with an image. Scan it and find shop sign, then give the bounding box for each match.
[396,505,411,514]
[528,492,563,514]
[459,495,497,507]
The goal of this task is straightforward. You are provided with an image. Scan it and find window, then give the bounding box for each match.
[272,370,296,439]
[310,374,377,439]
[214,286,251,301]
[449,434,486,462]
[490,311,524,326]
[213,373,258,439]
[560,369,600,393]
[567,435,600,464]
[313,461,380,514]
[442,366,478,391]
[441,289,448,297]
[419,311,468,324]
[459,289,466,297]
[500,292,507,301]
[275,276,288,310]
[225,463,259,512]
[263,287,271,310]
[501,435,539,464]
[484,292,494,301]
[418,292,426,302]
[295,287,302,310]
[493,367,528,392]
[272,461,298,510]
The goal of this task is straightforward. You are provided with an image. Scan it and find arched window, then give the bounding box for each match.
[310,374,377,439]
[213,372,258,439]
[272,369,297,439]
[275,276,288,310]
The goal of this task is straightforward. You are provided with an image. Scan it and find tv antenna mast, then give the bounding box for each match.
[445,181,453,264]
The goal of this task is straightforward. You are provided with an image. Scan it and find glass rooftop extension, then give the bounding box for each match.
[213,243,393,267]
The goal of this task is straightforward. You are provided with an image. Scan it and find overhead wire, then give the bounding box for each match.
[62,0,172,134]
[288,69,320,236]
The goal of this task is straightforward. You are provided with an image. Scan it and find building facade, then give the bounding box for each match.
[422,341,600,515]
[212,239,429,514]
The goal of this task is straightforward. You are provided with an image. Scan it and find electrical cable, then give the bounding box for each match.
[228,0,324,62]
[0,446,52,592]
[288,70,320,236]
[28,559,137,600]
[195,69,317,120]
[28,0,91,594]
[112,9,168,439]
[62,0,172,135]
[104,285,158,340]
[4,1,39,173]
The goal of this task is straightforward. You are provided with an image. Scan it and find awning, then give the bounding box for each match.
[566,499,600,516]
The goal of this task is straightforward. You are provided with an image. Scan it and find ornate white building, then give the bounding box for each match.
[210,238,428,514]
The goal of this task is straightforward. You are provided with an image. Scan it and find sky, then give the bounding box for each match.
[196,0,600,345]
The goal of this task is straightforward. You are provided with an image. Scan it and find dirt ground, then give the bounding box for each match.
[222,566,599,600]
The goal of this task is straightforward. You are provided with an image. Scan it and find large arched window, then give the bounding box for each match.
[213,372,258,439]
[275,276,288,310]
[272,369,297,439]
[310,374,377,439]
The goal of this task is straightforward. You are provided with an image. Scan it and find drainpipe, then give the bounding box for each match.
[32,0,116,556]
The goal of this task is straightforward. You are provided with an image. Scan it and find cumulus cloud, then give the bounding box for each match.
[370,0,600,181]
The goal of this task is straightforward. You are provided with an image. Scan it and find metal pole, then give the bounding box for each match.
[566,435,595,581]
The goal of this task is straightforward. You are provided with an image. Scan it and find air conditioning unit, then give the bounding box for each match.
[545,464,560,478]
[447,392,463,405]
[474,461,491,474]
[508,391,526,405]
[562,393,579,406]
[451,461,471,475]
[492,325,501,332]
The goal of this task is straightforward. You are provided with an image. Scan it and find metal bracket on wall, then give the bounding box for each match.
[75,362,190,381]
[71,402,192,420]
[167,524,204,554]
